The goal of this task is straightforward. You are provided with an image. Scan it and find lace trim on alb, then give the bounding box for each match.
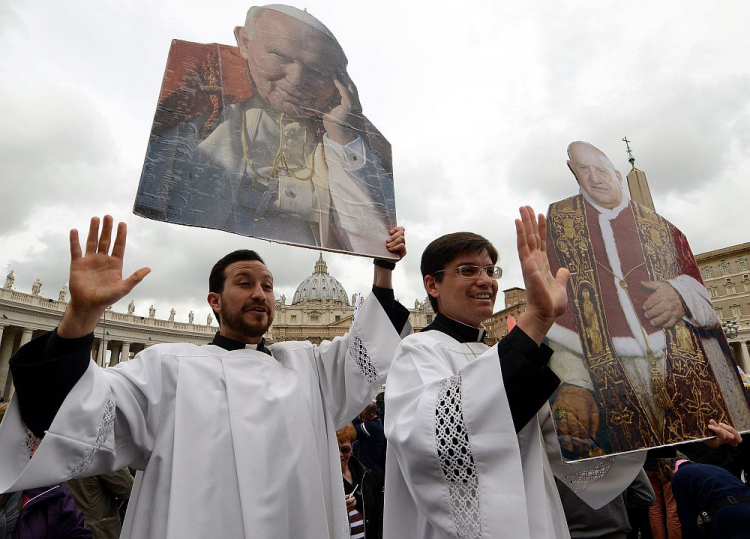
[435,373,482,539]
[25,429,42,457]
[561,457,614,492]
[348,332,379,383]
[67,389,116,479]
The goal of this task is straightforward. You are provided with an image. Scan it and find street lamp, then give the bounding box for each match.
[722,320,739,339]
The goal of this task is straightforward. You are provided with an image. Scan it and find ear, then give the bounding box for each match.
[235,26,250,58]
[424,275,440,301]
[615,169,623,184]
[207,292,221,314]
[567,160,579,182]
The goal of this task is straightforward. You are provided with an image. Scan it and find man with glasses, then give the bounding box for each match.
[382,207,648,539]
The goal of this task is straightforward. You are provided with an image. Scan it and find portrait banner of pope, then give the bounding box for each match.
[545,141,750,461]
[133,4,397,259]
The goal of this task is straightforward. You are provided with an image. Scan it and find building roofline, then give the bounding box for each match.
[695,242,750,262]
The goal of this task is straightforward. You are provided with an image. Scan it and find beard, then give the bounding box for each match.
[220,304,273,340]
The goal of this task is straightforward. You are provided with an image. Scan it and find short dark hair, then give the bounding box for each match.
[208,250,266,323]
[420,232,498,312]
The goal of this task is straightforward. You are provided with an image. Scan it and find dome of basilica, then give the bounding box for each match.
[292,253,349,306]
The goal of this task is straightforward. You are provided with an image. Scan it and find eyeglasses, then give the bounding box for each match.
[433,264,503,280]
[339,446,352,454]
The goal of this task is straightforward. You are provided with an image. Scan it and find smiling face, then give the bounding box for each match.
[424,249,499,328]
[568,142,623,209]
[207,260,275,343]
[238,9,346,118]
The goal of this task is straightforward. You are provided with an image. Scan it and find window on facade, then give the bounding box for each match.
[715,308,723,320]
[426,315,433,323]
[731,305,742,318]
[709,287,718,298]
[720,263,730,275]
[291,315,297,322]
[703,267,713,278]
[744,282,750,293]
[738,259,749,271]
[310,315,319,322]
[726,284,736,295]
[335,315,340,321]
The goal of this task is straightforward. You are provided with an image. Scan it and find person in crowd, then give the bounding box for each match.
[0,402,92,539]
[667,459,750,539]
[0,215,409,539]
[384,207,653,539]
[338,423,382,539]
[556,468,655,539]
[353,402,386,496]
[66,468,134,539]
[646,456,682,539]
[547,141,750,458]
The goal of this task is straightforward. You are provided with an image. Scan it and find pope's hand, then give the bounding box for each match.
[551,384,601,455]
[58,216,150,338]
[641,281,685,328]
[323,71,365,146]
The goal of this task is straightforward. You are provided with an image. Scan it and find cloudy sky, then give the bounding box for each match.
[2,1,749,324]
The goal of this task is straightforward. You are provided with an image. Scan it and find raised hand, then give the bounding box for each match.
[373,226,406,289]
[322,71,365,145]
[58,216,151,338]
[515,206,570,345]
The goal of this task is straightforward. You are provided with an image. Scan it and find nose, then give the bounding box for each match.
[284,62,306,88]
[250,283,267,301]
[476,268,493,286]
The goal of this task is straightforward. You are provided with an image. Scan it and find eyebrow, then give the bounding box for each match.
[232,271,273,281]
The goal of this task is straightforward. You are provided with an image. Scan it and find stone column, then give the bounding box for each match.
[120,342,131,363]
[5,328,33,399]
[98,340,108,367]
[0,326,11,399]
[109,342,122,367]
[740,341,750,373]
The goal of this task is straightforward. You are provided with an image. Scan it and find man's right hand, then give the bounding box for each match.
[58,216,150,339]
[550,384,601,455]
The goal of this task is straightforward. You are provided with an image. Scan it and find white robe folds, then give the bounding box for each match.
[383,331,646,539]
[0,294,405,539]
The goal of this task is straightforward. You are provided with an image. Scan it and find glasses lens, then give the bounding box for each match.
[458,265,480,278]
[490,266,503,279]
[340,446,352,454]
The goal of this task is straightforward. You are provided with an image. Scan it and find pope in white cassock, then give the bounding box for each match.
[0,216,410,538]
[383,207,655,539]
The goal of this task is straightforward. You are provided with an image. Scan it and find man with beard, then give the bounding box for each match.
[0,215,409,539]
[134,4,396,257]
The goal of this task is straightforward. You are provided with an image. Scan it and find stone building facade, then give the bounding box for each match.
[484,287,527,346]
[695,242,750,371]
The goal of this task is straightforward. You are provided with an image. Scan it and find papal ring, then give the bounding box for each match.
[554,408,567,420]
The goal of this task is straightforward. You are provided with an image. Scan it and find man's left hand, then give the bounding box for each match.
[515,206,570,345]
[323,71,365,145]
[642,281,685,328]
[384,227,406,260]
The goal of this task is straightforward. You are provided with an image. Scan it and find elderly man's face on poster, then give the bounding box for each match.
[236,9,346,119]
[134,4,396,259]
[545,141,750,461]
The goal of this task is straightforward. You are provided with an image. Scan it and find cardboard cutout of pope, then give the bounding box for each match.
[545,141,750,461]
[134,4,397,259]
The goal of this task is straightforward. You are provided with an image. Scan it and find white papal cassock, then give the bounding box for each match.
[0,293,407,539]
[383,323,646,539]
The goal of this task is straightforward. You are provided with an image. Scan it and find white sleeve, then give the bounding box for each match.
[668,274,720,328]
[323,134,396,257]
[0,350,166,493]
[541,406,646,509]
[385,339,534,537]
[314,291,408,430]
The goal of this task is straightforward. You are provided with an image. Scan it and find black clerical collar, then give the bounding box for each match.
[421,313,486,343]
[210,332,271,356]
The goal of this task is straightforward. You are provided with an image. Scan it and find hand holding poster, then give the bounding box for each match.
[134,5,397,259]
[545,141,750,461]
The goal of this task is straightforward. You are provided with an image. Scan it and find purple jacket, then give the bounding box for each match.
[18,483,92,539]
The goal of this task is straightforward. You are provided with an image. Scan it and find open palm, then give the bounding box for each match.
[59,216,150,338]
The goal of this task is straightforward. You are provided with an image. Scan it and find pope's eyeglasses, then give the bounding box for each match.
[433,265,503,280]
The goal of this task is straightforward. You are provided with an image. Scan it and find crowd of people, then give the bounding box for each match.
[1,5,749,538]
